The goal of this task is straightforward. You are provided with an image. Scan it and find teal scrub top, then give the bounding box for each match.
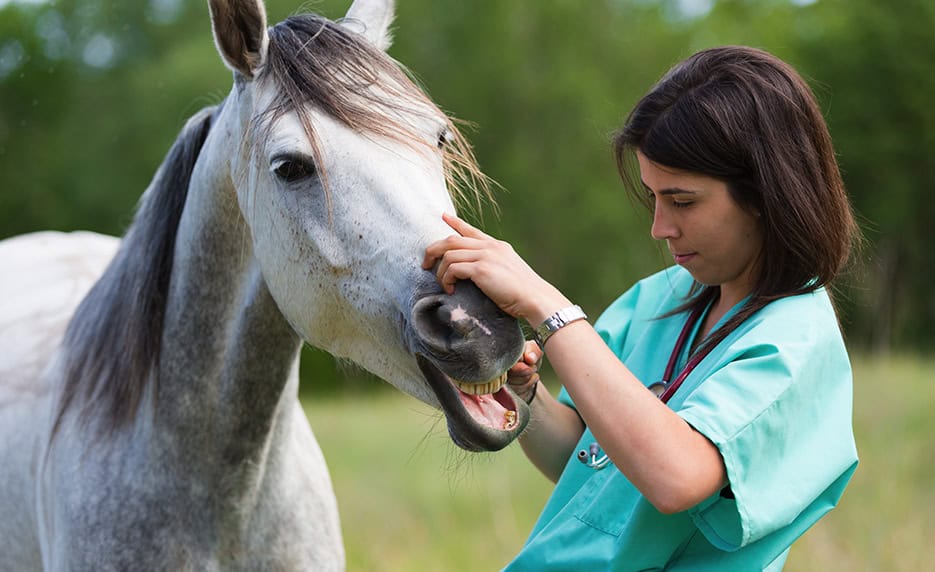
[504,266,858,571]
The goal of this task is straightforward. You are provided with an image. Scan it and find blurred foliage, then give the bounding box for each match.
[1,0,932,393]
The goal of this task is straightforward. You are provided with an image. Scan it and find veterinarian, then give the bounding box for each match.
[423,45,859,570]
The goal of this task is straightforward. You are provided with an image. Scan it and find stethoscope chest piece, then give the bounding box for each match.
[647,381,666,398]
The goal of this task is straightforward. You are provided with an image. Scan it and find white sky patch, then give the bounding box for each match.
[147,0,184,25]
[0,40,25,80]
[36,9,70,60]
[674,0,714,20]
[0,0,49,8]
[82,33,116,68]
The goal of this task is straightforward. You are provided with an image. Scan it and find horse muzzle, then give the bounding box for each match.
[408,278,529,451]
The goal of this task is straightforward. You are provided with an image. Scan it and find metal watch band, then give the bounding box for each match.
[534,305,587,349]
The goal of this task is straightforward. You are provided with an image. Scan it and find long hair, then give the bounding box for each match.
[52,11,495,440]
[261,14,492,216]
[613,46,859,351]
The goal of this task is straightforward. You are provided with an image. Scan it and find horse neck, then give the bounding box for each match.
[155,137,303,481]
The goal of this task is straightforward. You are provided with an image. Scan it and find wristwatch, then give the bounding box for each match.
[534,305,587,349]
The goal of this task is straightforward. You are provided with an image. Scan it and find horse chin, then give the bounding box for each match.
[416,355,529,452]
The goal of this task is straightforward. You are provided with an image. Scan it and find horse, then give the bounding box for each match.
[0,0,530,569]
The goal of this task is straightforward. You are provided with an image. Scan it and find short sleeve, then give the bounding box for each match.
[678,316,858,550]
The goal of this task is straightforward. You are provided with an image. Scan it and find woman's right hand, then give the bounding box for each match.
[422,213,571,326]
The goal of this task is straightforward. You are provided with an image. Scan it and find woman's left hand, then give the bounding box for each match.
[422,213,569,324]
[507,341,543,403]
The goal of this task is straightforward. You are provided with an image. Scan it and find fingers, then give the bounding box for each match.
[521,340,541,366]
[421,213,502,273]
[421,244,481,294]
[508,341,542,378]
[442,212,491,240]
[436,261,477,295]
[421,234,484,271]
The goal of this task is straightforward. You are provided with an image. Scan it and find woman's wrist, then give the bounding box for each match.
[534,305,588,350]
[518,380,540,404]
[508,372,541,404]
[523,286,574,328]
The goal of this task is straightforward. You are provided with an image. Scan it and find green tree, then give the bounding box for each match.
[2,0,931,362]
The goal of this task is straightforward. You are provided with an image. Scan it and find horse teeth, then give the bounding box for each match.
[455,373,507,396]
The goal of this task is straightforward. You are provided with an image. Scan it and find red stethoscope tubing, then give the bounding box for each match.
[655,305,715,404]
[579,305,721,470]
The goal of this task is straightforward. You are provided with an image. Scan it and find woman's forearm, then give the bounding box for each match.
[517,383,586,483]
[542,320,727,513]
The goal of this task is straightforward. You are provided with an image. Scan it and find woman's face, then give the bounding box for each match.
[637,152,763,305]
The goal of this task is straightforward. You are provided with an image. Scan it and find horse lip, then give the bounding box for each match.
[415,354,528,452]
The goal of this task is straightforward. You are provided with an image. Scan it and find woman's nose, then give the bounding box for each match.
[650,205,678,241]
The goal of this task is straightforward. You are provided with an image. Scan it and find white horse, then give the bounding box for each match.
[0,0,529,569]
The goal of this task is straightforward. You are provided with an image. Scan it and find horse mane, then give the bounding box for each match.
[52,104,219,439]
[51,11,496,439]
[263,14,494,216]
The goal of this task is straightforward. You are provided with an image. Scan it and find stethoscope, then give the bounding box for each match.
[578,305,715,470]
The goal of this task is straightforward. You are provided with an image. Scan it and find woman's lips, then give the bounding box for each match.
[673,252,697,264]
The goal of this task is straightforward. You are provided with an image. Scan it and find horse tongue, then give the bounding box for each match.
[458,389,515,430]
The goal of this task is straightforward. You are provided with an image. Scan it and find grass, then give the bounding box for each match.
[303,354,934,571]
[784,354,934,571]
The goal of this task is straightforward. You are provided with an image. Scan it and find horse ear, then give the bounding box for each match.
[342,0,395,51]
[208,0,269,79]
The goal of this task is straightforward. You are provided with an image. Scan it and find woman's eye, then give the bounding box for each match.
[272,157,316,183]
[672,200,693,209]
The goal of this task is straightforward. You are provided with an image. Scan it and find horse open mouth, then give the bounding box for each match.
[416,355,529,452]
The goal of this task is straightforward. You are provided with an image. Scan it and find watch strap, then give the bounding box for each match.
[534,305,587,349]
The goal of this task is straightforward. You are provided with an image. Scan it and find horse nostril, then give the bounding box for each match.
[412,296,454,348]
[451,315,474,337]
[411,279,525,382]
[413,294,490,349]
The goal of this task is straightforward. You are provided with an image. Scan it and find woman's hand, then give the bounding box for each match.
[422,213,570,325]
[507,341,542,403]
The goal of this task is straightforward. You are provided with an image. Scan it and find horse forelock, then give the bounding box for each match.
[52,104,222,441]
[261,13,495,218]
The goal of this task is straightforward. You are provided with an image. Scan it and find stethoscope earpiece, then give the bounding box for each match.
[577,442,610,470]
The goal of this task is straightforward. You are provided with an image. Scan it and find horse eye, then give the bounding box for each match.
[271,156,316,183]
[437,129,453,150]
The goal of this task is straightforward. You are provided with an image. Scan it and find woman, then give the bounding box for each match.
[423,46,859,570]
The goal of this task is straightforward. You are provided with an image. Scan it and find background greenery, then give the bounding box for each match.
[305,355,931,570]
[2,0,932,569]
[3,0,934,352]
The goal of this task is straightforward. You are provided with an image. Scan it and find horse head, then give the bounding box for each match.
[206,0,529,451]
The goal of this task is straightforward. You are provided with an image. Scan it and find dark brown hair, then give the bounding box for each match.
[613,46,859,351]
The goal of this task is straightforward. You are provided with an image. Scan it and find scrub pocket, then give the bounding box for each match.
[569,466,702,569]
[572,467,637,536]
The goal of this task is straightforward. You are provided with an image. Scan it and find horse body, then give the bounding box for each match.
[0,231,120,569]
[25,106,344,570]
[0,1,528,569]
